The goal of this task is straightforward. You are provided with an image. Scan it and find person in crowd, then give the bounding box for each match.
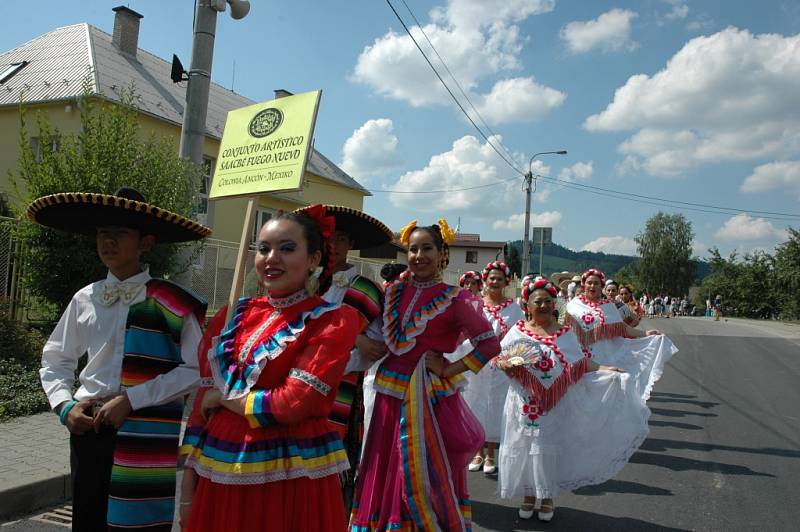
[605,279,639,326]
[182,206,360,531]
[495,279,650,522]
[619,284,644,327]
[680,296,690,316]
[299,205,394,514]
[563,269,677,400]
[349,219,501,531]
[32,188,210,530]
[714,294,723,321]
[463,261,523,475]
[459,270,484,296]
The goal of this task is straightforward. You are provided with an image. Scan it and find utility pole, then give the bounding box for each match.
[522,150,568,276]
[173,0,249,284]
[179,0,250,229]
[522,171,533,276]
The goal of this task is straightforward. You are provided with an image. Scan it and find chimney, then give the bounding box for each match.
[111,6,143,57]
[274,89,293,99]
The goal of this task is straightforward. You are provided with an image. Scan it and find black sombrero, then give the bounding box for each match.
[294,204,393,249]
[26,187,212,243]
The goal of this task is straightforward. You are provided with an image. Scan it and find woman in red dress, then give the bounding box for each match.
[181,206,360,531]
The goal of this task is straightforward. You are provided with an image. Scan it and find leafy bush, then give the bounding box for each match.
[0,300,48,420]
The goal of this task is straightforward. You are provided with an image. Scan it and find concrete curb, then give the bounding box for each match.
[0,472,71,521]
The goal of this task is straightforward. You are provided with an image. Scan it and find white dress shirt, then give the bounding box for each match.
[40,269,202,411]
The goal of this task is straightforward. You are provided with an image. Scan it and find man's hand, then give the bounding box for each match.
[93,393,132,432]
[355,335,388,362]
[646,329,662,336]
[62,400,94,435]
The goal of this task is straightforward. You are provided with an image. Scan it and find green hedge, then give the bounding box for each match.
[0,300,49,421]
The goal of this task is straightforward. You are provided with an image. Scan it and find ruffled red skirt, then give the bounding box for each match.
[186,473,346,532]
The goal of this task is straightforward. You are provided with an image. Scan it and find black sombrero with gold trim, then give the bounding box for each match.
[293,204,392,249]
[26,187,211,243]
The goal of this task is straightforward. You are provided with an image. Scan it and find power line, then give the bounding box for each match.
[384,0,525,177]
[397,0,520,169]
[314,175,519,194]
[536,175,800,220]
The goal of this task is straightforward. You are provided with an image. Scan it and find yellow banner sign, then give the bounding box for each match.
[209,90,321,199]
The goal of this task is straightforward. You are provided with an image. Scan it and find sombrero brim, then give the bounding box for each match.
[295,205,393,249]
[26,192,211,243]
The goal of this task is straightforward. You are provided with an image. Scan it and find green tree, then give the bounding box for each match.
[505,242,522,278]
[773,227,800,319]
[12,82,202,315]
[634,212,696,295]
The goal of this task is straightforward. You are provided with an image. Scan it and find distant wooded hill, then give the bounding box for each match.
[511,240,710,279]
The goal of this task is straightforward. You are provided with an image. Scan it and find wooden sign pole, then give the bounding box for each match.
[226,197,257,321]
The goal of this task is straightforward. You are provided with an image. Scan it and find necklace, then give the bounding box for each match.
[267,289,309,308]
[484,298,514,338]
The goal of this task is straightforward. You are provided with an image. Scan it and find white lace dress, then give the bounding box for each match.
[459,299,524,443]
[565,296,678,400]
[497,324,650,500]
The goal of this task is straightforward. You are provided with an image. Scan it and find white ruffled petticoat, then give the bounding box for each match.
[498,369,650,500]
[587,334,678,401]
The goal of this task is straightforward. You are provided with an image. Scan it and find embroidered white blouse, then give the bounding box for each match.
[39,270,202,411]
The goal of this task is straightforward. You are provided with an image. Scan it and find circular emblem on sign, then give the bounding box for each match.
[248,108,283,138]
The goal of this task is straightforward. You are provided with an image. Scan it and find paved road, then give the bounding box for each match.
[5,317,799,531]
[469,317,800,531]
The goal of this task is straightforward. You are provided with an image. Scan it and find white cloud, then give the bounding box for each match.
[559,9,639,54]
[741,161,800,198]
[492,211,562,231]
[692,239,709,257]
[472,77,566,125]
[558,161,594,181]
[352,0,563,124]
[581,236,638,256]
[585,27,800,177]
[714,214,789,241]
[664,1,689,21]
[340,119,402,182]
[386,134,562,235]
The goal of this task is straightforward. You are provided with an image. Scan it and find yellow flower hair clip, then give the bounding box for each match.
[437,218,456,245]
[399,220,418,247]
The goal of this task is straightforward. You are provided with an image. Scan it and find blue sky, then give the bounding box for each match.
[3,1,799,258]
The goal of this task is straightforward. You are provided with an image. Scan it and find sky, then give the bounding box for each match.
[3,0,799,259]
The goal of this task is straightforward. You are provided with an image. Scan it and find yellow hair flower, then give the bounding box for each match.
[399,220,418,246]
[437,218,456,245]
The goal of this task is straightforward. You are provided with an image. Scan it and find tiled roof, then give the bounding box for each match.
[0,23,368,195]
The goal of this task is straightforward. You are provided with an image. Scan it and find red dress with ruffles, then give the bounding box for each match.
[183,294,360,532]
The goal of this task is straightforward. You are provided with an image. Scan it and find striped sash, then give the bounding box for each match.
[107,280,205,530]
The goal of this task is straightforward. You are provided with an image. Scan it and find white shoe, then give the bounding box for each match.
[482,457,497,474]
[468,456,483,472]
[538,502,555,522]
[518,505,534,520]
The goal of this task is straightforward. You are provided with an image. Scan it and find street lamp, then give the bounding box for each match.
[522,150,567,276]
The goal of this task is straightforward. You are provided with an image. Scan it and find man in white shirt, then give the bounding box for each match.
[29,188,210,530]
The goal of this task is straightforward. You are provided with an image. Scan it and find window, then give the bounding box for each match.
[194,157,214,224]
[466,250,478,263]
[29,136,59,163]
[0,61,28,84]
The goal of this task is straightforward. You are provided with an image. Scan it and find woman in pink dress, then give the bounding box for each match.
[350,220,502,531]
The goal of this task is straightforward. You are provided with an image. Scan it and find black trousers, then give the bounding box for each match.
[69,419,117,532]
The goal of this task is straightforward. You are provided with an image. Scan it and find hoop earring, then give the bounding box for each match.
[305,270,319,295]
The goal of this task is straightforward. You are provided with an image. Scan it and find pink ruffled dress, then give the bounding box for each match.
[349,277,501,531]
